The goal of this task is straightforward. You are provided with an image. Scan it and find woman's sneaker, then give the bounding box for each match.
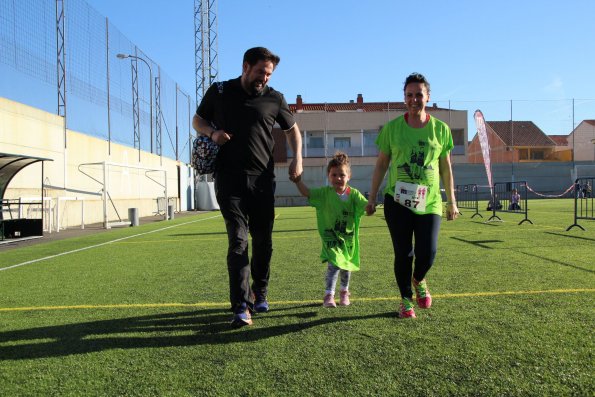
[398,297,416,318]
[323,293,336,308]
[339,290,351,306]
[413,278,432,309]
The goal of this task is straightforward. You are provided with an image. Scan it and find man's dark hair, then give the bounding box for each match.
[403,72,431,93]
[243,47,280,67]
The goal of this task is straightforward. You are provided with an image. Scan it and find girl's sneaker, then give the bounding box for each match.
[323,293,336,308]
[413,278,432,309]
[398,297,416,318]
[339,290,350,306]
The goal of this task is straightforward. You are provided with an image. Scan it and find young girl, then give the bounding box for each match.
[509,188,521,210]
[292,152,368,307]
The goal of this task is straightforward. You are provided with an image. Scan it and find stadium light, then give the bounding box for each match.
[116,53,154,154]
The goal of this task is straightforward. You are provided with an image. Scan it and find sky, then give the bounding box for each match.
[78,0,595,136]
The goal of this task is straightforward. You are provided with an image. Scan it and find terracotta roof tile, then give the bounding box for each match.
[290,102,407,112]
[289,102,451,113]
[487,121,556,147]
[548,135,569,146]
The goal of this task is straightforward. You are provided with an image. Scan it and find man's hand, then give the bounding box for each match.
[288,158,303,182]
[211,130,232,145]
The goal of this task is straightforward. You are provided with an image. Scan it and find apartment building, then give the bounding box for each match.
[273,94,468,166]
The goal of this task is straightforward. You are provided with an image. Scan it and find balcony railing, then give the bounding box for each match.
[289,144,465,158]
[289,146,380,158]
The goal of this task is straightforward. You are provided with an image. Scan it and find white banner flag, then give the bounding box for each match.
[474,110,493,193]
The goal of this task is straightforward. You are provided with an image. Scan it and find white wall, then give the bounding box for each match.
[569,121,595,161]
[0,97,194,229]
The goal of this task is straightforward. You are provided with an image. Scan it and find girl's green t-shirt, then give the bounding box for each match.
[308,186,368,271]
[376,115,453,215]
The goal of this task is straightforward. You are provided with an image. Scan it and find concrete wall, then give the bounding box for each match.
[3,97,590,224]
[1,97,194,229]
[274,161,589,205]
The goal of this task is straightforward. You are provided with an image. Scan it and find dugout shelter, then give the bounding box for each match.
[0,152,52,241]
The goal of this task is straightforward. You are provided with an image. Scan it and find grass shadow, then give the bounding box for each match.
[518,251,594,275]
[0,307,395,360]
[450,236,503,249]
[544,231,595,243]
[471,220,501,227]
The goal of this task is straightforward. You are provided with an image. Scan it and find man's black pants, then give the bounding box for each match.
[215,172,275,311]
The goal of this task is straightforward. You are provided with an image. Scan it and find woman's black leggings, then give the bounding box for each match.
[383,194,442,299]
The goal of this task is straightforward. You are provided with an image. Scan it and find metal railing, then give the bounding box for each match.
[487,181,533,225]
[566,177,594,231]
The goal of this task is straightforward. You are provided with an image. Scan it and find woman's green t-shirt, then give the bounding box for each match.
[376,115,453,216]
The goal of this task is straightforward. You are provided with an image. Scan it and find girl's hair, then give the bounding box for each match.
[327,151,350,174]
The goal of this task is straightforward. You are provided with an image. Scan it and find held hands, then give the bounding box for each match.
[446,202,460,221]
[288,158,303,183]
[365,199,376,216]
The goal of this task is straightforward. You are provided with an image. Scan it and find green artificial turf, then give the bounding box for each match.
[0,200,593,396]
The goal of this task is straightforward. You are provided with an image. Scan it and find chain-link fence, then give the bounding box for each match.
[1,1,594,167]
[0,0,195,163]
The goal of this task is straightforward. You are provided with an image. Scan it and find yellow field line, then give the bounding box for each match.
[1,288,592,312]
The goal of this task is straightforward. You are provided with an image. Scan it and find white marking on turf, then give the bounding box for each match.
[0,215,221,272]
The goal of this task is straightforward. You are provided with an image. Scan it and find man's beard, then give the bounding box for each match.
[250,80,265,95]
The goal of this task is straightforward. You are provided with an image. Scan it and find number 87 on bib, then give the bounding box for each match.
[394,181,427,212]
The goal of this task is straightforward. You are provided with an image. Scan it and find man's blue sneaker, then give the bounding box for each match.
[230,304,252,328]
[254,298,269,313]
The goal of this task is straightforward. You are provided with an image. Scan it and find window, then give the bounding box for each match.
[519,149,529,160]
[530,150,544,160]
[451,129,465,146]
[451,146,465,155]
[334,137,351,149]
[309,137,324,148]
[363,131,378,146]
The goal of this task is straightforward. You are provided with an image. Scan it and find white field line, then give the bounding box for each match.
[0,214,221,272]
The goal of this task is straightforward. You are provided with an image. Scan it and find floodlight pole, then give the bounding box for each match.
[572,98,575,168]
[510,99,514,182]
[188,94,192,163]
[176,85,193,162]
[117,53,154,154]
[175,83,179,161]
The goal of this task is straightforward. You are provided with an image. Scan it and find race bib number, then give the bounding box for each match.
[394,181,428,212]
